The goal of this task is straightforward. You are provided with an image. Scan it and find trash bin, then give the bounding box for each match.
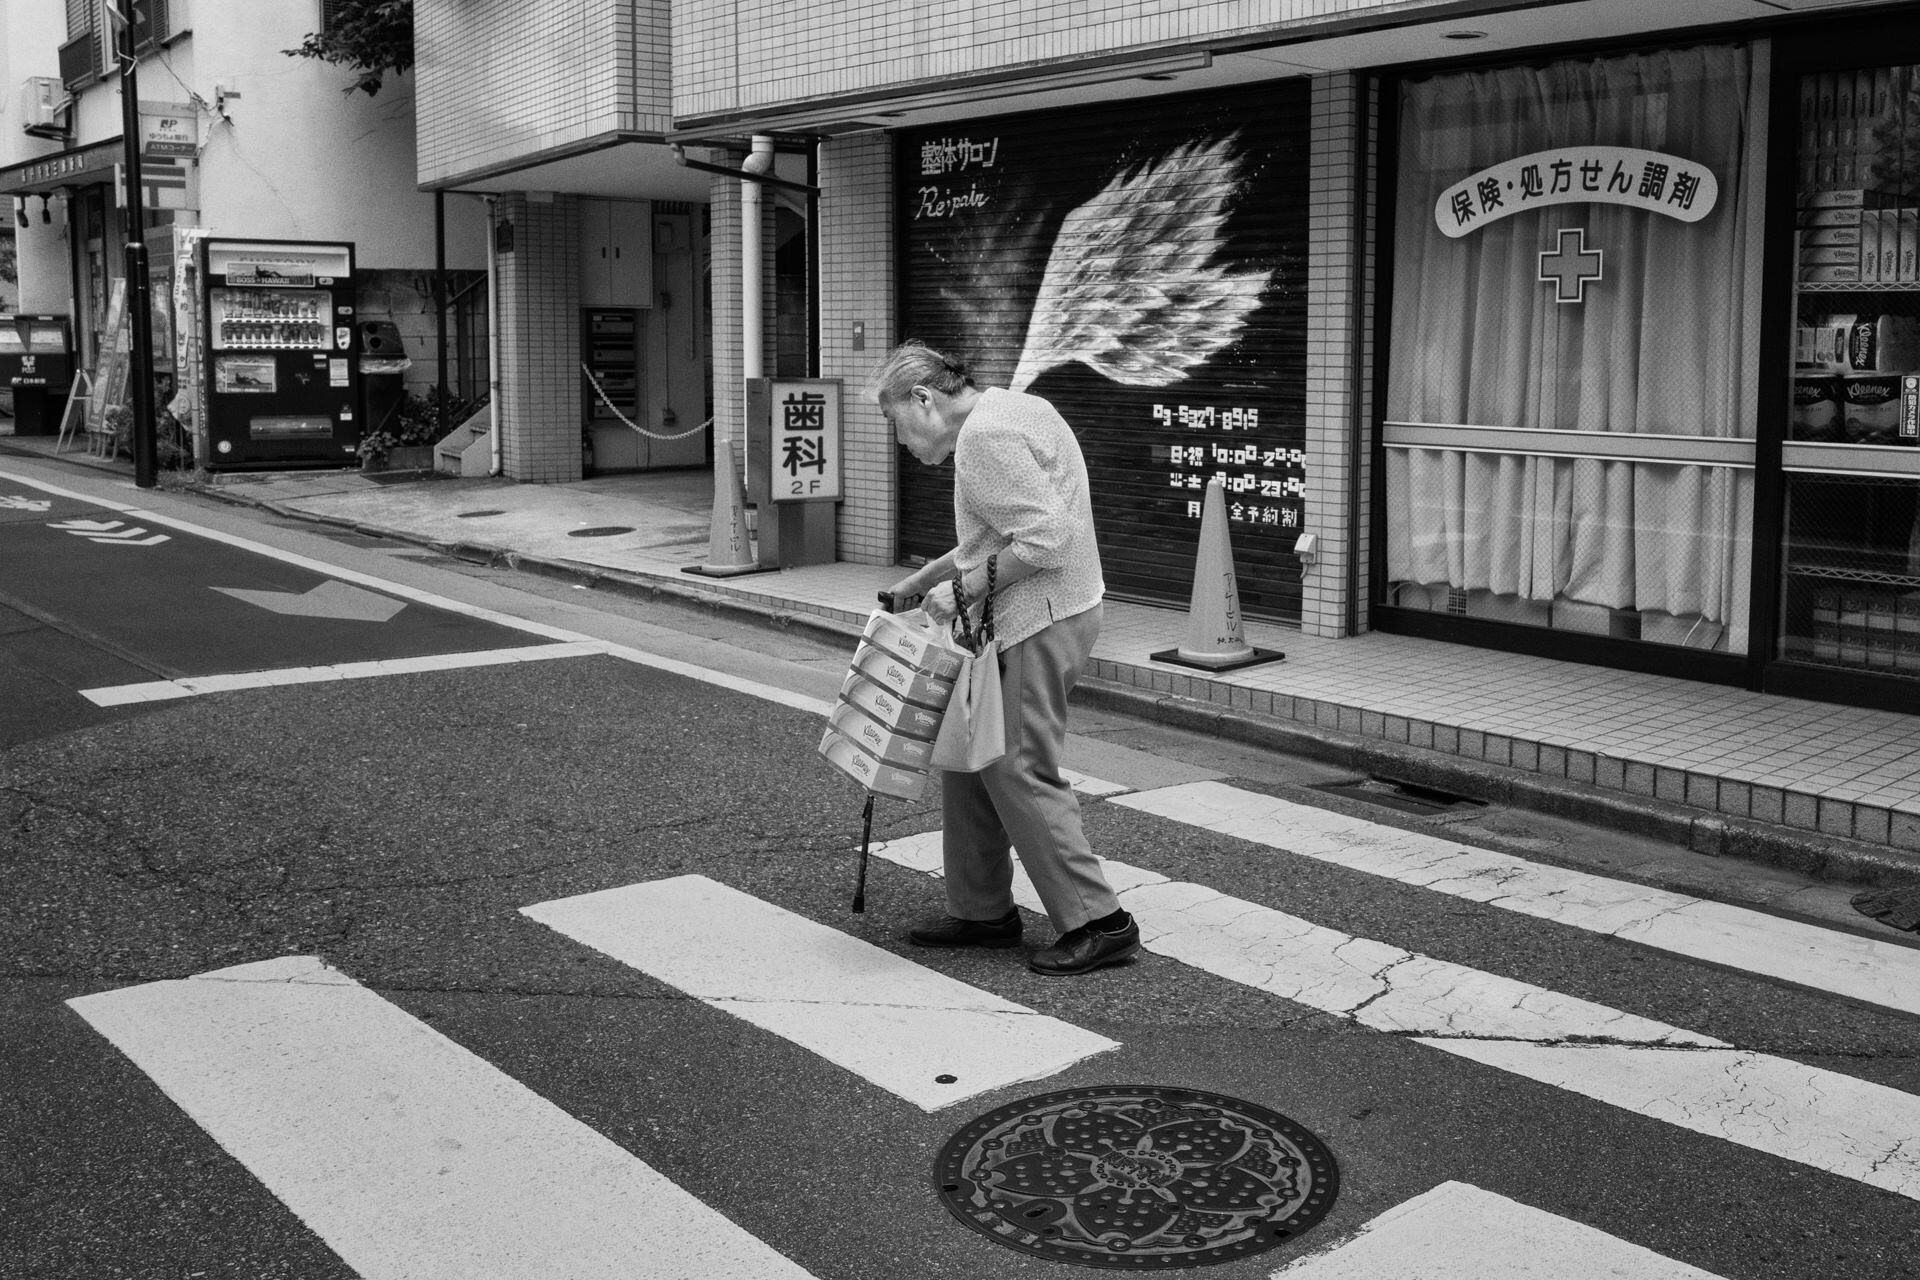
[356,320,411,437]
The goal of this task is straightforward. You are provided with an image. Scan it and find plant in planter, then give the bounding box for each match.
[358,386,484,469]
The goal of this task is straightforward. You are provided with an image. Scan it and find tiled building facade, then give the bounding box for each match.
[418,0,1920,710]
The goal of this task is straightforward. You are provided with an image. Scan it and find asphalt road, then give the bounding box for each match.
[3,460,1918,1280]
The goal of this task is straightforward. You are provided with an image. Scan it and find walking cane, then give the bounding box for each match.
[851,793,875,913]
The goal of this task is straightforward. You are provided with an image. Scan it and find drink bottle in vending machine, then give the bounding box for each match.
[200,238,359,469]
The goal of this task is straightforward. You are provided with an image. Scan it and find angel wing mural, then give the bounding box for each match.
[1008,135,1272,393]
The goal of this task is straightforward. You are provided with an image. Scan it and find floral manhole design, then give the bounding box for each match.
[933,1085,1338,1269]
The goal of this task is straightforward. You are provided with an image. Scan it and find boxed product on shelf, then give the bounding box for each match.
[1869,594,1900,630]
[1801,187,1903,209]
[1846,315,1920,371]
[1803,264,1863,283]
[1796,315,1853,370]
[1860,211,1885,282]
[1812,588,1841,627]
[1800,244,1862,267]
[1792,376,1843,439]
[1897,590,1920,634]
[1898,637,1920,674]
[1813,623,1841,663]
[1903,375,1920,441]
[1841,373,1906,442]
[1870,632,1900,669]
[1902,209,1919,283]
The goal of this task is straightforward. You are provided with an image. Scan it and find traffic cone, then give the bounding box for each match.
[686,438,765,577]
[1150,478,1285,672]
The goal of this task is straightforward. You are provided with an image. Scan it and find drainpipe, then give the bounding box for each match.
[735,136,773,528]
[485,196,502,477]
[741,135,773,384]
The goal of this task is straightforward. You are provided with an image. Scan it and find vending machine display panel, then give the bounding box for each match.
[200,239,358,469]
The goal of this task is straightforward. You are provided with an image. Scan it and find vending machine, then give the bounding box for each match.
[200,238,358,469]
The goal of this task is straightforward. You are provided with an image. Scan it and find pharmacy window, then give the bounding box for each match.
[1383,44,1764,655]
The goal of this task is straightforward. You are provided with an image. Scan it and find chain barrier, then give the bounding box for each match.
[580,363,713,440]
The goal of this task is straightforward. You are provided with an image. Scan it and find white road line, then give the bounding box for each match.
[873,832,1920,1200]
[66,955,817,1280]
[522,875,1117,1110]
[1114,780,1920,1018]
[80,642,607,705]
[4,469,833,715]
[1270,1181,1726,1279]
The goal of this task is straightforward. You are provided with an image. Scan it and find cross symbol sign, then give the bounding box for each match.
[1538,227,1604,304]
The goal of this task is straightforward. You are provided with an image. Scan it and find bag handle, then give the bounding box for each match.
[949,553,997,653]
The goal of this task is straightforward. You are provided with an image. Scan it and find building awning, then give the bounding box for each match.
[0,135,124,196]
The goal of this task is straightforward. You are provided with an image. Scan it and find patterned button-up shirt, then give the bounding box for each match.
[952,388,1105,648]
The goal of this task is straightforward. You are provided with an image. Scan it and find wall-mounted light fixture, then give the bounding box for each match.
[14,200,27,230]
[38,194,52,223]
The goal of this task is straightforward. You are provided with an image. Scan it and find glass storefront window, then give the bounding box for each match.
[1780,61,1920,678]
[1384,44,1763,655]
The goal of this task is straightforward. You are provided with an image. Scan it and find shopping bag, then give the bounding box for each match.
[929,639,1005,771]
[929,555,1004,772]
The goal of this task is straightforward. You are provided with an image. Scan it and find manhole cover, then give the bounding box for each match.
[567,525,636,538]
[933,1085,1338,1269]
[455,509,507,518]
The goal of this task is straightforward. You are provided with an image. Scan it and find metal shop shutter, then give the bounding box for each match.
[896,80,1311,621]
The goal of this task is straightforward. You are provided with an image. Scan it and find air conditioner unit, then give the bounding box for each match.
[21,77,71,140]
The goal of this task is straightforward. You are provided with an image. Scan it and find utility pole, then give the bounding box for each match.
[114,1,158,487]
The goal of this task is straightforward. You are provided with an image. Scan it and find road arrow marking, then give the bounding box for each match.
[2,495,52,512]
[211,580,407,622]
[48,518,170,545]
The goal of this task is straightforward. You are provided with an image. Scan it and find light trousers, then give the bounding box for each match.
[941,603,1119,934]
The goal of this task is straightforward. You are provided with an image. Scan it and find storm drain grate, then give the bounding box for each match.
[566,525,636,538]
[1309,776,1485,817]
[455,509,507,519]
[1852,887,1920,933]
[933,1085,1338,1269]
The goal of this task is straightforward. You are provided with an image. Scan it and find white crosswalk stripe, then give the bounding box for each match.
[1116,780,1920,1017]
[521,874,1118,1109]
[65,955,818,1280]
[1270,1181,1728,1279]
[874,831,1920,1201]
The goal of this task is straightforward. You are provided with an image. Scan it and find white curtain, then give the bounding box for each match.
[1385,45,1758,647]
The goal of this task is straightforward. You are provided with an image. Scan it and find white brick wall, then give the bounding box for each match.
[416,0,670,188]
[674,0,1493,123]
[1302,72,1374,639]
[817,135,897,565]
[494,194,583,482]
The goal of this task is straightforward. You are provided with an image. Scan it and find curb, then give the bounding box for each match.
[197,482,1920,893]
[1073,678,1920,893]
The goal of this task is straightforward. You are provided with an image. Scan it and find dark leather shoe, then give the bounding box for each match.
[908,910,1023,948]
[1027,916,1141,976]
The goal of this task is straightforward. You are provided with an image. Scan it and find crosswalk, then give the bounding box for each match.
[63,771,1920,1278]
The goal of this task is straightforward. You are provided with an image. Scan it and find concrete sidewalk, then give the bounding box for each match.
[8,430,1920,892]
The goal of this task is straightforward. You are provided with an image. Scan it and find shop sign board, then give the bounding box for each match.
[141,111,196,158]
[769,379,841,502]
[1435,146,1719,237]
